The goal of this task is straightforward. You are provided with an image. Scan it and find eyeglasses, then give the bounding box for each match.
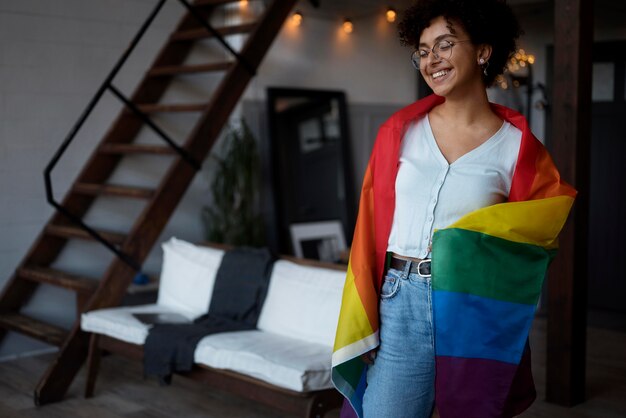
[411,39,471,69]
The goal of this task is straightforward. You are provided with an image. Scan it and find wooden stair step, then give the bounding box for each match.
[99,143,177,155]
[18,266,98,294]
[73,183,155,199]
[136,103,206,113]
[148,61,234,76]
[0,313,67,346]
[46,225,126,246]
[171,22,257,41]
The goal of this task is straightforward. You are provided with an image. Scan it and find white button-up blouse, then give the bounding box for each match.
[387,114,522,259]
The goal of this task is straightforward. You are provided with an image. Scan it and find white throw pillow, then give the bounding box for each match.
[257,260,346,347]
[156,238,225,318]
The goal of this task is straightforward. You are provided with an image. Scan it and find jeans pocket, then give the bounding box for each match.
[380,269,401,300]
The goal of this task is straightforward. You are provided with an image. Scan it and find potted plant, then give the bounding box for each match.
[202,120,264,246]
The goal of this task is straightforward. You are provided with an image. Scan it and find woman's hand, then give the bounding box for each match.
[360,349,378,364]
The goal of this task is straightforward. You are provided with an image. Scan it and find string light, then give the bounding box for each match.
[497,48,536,90]
[291,11,303,27]
[343,18,353,34]
[386,7,397,23]
[507,48,535,73]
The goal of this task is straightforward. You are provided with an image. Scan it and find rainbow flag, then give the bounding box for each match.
[432,195,573,417]
[331,94,576,418]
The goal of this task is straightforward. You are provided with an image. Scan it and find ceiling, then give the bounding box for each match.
[294,0,550,21]
[296,0,415,20]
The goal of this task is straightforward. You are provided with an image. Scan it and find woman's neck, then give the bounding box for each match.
[434,87,495,126]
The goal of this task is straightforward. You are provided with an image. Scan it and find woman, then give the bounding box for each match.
[331,1,576,418]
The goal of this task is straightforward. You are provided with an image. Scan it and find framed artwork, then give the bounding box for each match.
[289,221,347,263]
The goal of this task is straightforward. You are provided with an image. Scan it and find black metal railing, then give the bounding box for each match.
[44,0,257,273]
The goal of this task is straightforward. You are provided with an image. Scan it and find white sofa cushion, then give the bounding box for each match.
[257,260,345,347]
[81,304,196,345]
[194,330,333,392]
[157,238,225,318]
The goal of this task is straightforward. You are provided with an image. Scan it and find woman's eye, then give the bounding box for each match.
[438,42,452,50]
[419,50,429,58]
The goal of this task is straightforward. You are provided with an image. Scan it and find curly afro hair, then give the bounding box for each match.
[398,0,523,86]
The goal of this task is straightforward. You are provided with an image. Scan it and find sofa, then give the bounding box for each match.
[80,237,346,418]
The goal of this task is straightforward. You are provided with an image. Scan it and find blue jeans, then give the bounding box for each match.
[362,263,436,418]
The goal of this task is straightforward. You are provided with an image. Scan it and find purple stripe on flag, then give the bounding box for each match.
[340,399,358,418]
[502,345,536,417]
[435,356,518,418]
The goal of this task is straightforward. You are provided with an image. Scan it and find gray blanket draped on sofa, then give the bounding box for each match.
[143,247,275,384]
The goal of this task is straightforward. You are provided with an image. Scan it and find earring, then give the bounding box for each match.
[479,58,485,64]
[481,60,489,76]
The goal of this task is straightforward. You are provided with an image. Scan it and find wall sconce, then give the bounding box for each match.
[343,18,353,34]
[386,7,397,23]
[291,11,303,27]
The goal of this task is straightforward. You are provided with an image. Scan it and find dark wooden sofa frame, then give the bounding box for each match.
[84,253,346,418]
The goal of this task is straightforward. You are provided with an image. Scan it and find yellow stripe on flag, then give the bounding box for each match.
[333,263,375,352]
[445,195,574,249]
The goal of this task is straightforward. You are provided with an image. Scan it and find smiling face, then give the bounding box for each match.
[418,16,489,99]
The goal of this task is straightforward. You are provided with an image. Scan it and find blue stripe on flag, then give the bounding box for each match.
[433,290,535,364]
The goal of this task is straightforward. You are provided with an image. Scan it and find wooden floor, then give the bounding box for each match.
[0,319,624,417]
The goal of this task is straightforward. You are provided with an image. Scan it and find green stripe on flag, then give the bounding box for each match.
[334,357,364,389]
[432,228,556,305]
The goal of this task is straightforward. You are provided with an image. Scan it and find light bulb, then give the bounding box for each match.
[291,11,303,26]
[386,8,397,23]
[343,19,353,34]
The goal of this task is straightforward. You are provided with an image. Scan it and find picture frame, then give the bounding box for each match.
[289,221,347,263]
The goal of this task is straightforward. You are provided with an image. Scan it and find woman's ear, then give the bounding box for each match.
[477,44,493,64]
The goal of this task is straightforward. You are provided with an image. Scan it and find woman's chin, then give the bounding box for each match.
[429,85,451,98]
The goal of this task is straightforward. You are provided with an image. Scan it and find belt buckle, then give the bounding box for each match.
[417,259,431,278]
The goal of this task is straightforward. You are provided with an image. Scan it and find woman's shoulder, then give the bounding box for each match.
[369,99,436,164]
[380,95,444,131]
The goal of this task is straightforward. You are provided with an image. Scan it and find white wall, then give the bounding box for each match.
[247,11,417,105]
[0,1,416,359]
[0,0,204,359]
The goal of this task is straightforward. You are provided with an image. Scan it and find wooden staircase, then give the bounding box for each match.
[0,0,297,405]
